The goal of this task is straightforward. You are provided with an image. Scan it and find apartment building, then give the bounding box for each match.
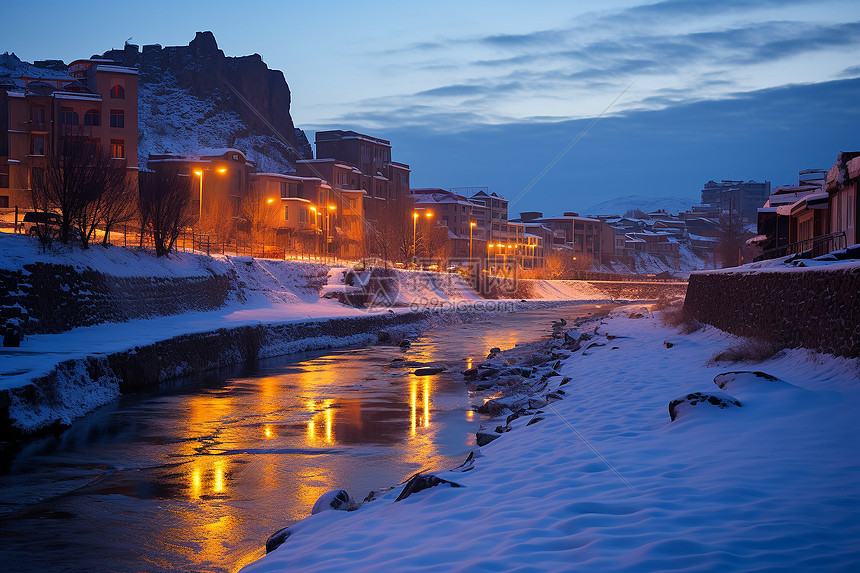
[312,130,411,223]
[700,179,771,221]
[1,58,138,208]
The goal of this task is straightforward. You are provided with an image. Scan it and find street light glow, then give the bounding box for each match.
[267,198,274,204]
[193,170,202,177]
[425,211,433,218]
[328,205,336,211]
[217,167,227,173]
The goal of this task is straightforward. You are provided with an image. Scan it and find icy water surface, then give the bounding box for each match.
[0,304,609,572]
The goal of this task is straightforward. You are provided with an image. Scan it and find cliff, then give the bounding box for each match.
[99,32,313,171]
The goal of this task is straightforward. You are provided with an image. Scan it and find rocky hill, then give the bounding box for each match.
[101,31,313,171]
[1,32,313,173]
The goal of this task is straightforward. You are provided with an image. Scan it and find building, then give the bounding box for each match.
[311,130,411,223]
[1,58,138,208]
[700,179,771,221]
[533,212,608,265]
[147,148,253,220]
[756,155,858,259]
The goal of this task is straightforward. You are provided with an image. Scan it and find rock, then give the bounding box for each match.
[505,357,517,365]
[668,392,742,421]
[629,313,644,319]
[399,339,411,349]
[476,430,501,446]
[663,341,674,348]
[311,489,351,515]
[713,371,793,392]
[526,416,545,426]
[528,397,548,409]
[377,330,392,343]
[487,347,501,359]
[476,400,506,416]
[395,473,462,502]
[414,366,446,376]
[462,368,479,379]
[560,377,572,385]
[3,321,22,347]
[266,527,291,553]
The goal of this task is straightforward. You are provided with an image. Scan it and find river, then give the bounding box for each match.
[0,304,608,572]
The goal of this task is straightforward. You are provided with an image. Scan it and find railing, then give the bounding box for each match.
[755,231,847,262]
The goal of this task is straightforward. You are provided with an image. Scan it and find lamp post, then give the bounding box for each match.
[327,204,336,260]
[194,170,203,221]
[487,243,494,272]
[469,221,476,267]
[412,211,419,267]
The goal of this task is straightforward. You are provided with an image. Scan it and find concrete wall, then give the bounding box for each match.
[684,267,859,357]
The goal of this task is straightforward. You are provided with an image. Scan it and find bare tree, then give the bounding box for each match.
[30,132,125,247]
[138,166,195,257]
[242,182,281,250]
[99,173,139,246]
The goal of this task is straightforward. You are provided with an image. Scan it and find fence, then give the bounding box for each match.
[755,231,847,262]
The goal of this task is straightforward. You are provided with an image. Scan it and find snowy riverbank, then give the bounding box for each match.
[243,305,860,572]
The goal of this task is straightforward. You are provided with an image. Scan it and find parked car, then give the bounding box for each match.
[22,211,62,237]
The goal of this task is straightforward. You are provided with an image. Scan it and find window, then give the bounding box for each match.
[284,205,289,221]
[110,84,125,99]
[31,106,46,124]
[337,172,348,186]
[84,109,100,126]
[110,139,125,159]
[289,183,298,197]
[110,109,124,128]
[299,208,308,223]
[280,181,288,199]
[30,136,45,156]
[60,107,78,126]
[348,198,356,209]
[0,196,8,208]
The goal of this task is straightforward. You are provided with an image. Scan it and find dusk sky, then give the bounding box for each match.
[5,0,860,215]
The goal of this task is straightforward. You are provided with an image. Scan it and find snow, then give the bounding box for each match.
[242,307,860,573]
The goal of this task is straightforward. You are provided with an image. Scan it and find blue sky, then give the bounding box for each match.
[4,0,860,214]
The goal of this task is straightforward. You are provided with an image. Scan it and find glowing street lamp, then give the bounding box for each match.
[194,170,204,220]
[469,221,477,266]
[412,211,419,265]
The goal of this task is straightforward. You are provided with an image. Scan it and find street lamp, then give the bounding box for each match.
[469,221,476,267]
[412,212,419,266]
[194,170,203,220]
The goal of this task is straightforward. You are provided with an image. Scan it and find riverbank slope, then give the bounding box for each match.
[243,305,860,572]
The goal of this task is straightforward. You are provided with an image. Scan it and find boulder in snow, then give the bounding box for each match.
[668,392,742,421]
[311,489,351,515]
[395,473,462,502]
[266,527,291,553]
[713,371,796,392]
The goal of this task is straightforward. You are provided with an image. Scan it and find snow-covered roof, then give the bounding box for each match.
[195,147,246,159]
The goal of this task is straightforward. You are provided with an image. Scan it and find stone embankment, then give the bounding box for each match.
[684,265,859,357]
[0,262,232,335]
[0,311,432,437]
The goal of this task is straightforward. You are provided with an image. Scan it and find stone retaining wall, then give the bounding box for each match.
[1,310,431,437]
[0,263,232,334]
[684,267,859,357]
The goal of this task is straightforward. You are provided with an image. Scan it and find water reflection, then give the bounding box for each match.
[0,304,609,573]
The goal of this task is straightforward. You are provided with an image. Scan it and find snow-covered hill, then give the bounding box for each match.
[583,194,699,217]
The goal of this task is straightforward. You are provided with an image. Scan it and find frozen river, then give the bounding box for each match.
[0,304,609,572]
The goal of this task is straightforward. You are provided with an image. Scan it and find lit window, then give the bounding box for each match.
[60,107,79,126]
[110,139,125,159]
[110,109,124,128]
[30,136,46,156]
[284,205,289,220]
[84,109,100,126]
[110,84,125,99]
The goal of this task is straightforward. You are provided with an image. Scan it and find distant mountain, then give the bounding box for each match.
[98,32,313,172]
[582,194,699,217]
